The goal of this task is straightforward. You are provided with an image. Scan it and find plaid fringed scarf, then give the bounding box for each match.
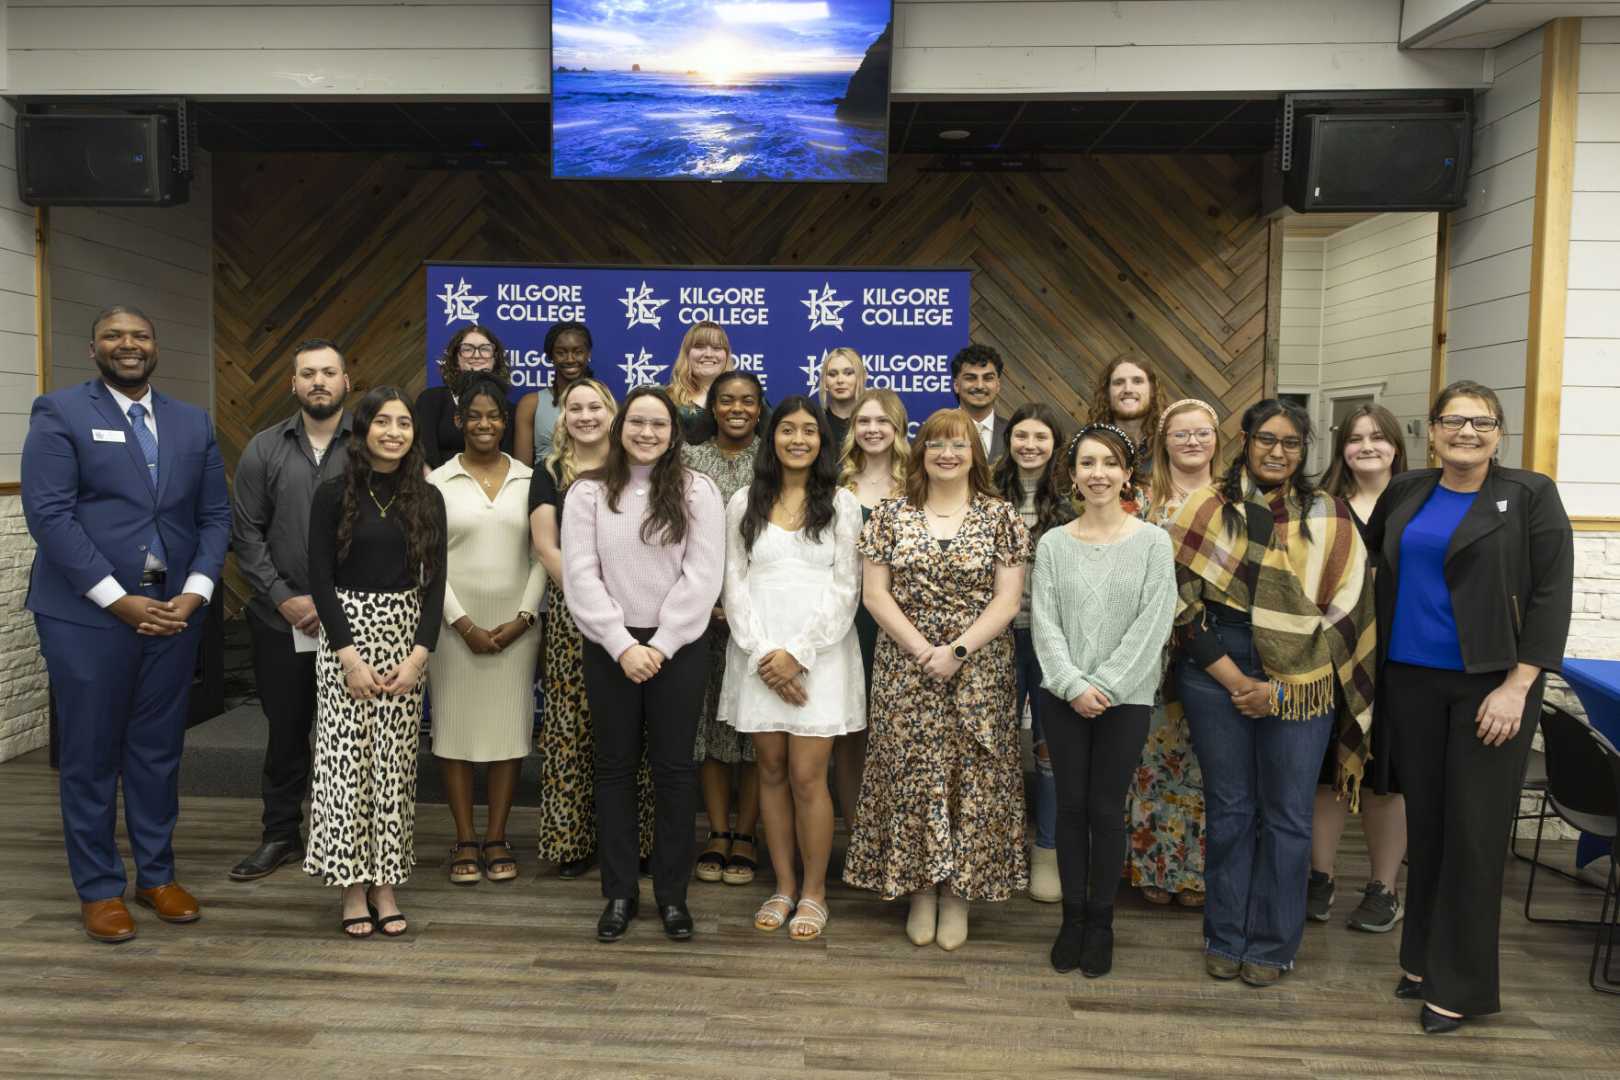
[1167,478,1377,806]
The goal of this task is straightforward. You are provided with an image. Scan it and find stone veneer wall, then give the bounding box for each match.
[1570,533,1620,659]
[0,495,48,762]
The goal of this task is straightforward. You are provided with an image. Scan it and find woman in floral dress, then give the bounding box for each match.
[844,408,1032,952]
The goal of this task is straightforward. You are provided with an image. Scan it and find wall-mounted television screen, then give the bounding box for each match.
[551,0,893,183]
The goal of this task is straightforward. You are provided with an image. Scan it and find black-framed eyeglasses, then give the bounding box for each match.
[458,343,496,358]
[1250,432,1304,453]
[1432,414,1500,433]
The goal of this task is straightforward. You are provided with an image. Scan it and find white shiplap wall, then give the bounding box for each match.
[0,101,38,484]
[2,0,1491,96]
[1561,16,1620,518]
[1444,25,1544,469]
[1278,235,1324,396]
[47,154,214,411]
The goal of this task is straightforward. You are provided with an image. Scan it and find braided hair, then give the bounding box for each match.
[1218,398,1317,540]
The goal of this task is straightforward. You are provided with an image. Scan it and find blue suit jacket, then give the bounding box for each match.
[22,379,232,629]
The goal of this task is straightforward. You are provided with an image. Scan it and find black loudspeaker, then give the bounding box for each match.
[1285,113,1470,212]
[16,113,189,207]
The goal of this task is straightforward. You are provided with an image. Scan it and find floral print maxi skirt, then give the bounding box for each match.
[1125,703,1207,895]
[305,587,423,888]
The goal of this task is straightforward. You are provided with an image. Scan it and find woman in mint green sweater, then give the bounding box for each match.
[1031,423,1177,979]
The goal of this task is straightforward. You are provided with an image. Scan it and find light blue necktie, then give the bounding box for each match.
[127,403,166,566]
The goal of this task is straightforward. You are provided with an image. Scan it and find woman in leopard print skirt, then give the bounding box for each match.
[306,387,448,938]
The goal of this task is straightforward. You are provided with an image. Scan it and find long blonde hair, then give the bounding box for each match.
[544,378,618,488]
[839,388,910,496]
[668,321,733,407]
[819,346,867,412]
[1149,398,1221,512]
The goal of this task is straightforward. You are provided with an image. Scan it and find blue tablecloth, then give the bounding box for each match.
[1559,658,1620,866]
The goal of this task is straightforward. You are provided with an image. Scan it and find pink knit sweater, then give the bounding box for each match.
[561,463,725,660]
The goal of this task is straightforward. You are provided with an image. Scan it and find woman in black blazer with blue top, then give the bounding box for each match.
[1363,380,1573,1034]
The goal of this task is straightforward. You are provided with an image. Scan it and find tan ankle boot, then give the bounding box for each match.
[1029,845,1062,903]
[936,889,969,951]
[906,887,938,946]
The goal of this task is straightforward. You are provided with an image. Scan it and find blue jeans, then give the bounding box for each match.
[1176,617,1333,970]
[1013,627,1056,850]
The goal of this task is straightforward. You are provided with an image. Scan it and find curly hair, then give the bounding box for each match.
[739,396,839,556]
[904,408,998,508]
[1319,403,1406,501]
[1217,398,1317,540]
[437,323,512,395]
[992,402,1072,533]
[668,321,733,407]
[544,378,617,489]
[838,388,909,496]
[1087,354,1161,431]
[585,385,695,546]
[336,386,443,583]
[950,343,1004,380]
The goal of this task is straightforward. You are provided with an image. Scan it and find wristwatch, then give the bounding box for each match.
[518,611,537,627]
[952,642,969,661]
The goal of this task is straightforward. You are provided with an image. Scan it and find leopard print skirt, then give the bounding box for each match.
[304,587,424,887]
[538,589,653,864]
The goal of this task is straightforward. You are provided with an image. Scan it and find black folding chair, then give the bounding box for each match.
[1525,702,1620,994]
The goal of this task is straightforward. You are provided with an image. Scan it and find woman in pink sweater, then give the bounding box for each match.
[562,386,725,944]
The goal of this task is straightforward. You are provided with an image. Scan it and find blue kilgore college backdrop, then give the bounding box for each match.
[424,263,972,423]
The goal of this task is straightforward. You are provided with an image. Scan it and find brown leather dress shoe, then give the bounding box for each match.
[82,898,137,943]
[135,883,201,923]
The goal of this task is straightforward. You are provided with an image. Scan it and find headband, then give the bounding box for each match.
[1066,422,1138,471]
[1158,398,1219,437]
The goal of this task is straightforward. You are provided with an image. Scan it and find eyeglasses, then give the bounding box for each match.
[624,416,671,432]
[1167,428,1216,445]
[458,343,496,358]
[1432,414,1501,433]
[1250,432,1304,454]
[924,440,972,453]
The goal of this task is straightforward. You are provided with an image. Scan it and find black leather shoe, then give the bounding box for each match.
[596,898,638,943]
[1420,1005,1464,1034]
[229,840,305,882]
[558,854,597,879]
[659,902,694,941]
[1395,976,1424,1000]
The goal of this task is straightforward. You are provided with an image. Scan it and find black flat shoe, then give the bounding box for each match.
[1395,976,1424,1000]
[229,839,305,882]
[597,898,638,943]
[659,902,694,941]
[558,854,597,879]
[1420,1005,1464,1034]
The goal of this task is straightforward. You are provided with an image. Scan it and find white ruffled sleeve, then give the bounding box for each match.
[781,488,863,672]
[721,486,776,659]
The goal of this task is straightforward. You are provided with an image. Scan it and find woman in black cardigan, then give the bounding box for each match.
[1364,379,1573,1034]
[416,324,515,468]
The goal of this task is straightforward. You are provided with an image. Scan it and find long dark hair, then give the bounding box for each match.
[740,396,839,556]
[1218,398,1318,540]
[1319,403,1406,500]
[993,402,1072,533]
[437,323,512,395]
[704,369,766,443]
[337,386,443,582]
[586,385,693,546]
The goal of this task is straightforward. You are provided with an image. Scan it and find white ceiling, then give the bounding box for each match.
[1405,1,1620,49]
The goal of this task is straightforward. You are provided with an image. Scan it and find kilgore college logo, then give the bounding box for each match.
[619,346,669,389]
[621,281,669,330]
[803,283,852,333]
[438,277,486,324]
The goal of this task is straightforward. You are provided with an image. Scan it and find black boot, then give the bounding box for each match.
[1080,903,1114,978]
[1049,901,1087,974]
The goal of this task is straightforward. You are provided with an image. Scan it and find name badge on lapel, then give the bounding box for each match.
[1496,500,1509,513]
[92,428,127,443]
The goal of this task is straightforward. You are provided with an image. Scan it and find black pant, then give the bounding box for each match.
[1388,661,1542,1016]
[248,610,318,844]
[1040,692,1152,906]
[581,627,708,904]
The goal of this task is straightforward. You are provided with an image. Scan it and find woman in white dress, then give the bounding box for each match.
[719,396,865,940]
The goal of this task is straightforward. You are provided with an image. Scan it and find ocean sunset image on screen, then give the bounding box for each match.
[551,0,893,182]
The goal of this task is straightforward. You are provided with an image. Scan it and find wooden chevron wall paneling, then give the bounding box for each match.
[214,152,1274,611]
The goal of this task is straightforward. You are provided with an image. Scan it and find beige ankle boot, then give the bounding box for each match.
[1029,845,1062,903]
[936,888,969,951]
[906,886,938,946]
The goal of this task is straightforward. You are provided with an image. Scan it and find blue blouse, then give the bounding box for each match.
[1388,485,1477,671]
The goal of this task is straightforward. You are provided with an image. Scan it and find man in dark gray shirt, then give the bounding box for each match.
[228,339,352,880]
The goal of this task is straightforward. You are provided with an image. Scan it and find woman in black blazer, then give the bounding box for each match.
[1364,379,1573,1034]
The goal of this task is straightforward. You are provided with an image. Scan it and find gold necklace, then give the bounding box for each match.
[368,482,398,518]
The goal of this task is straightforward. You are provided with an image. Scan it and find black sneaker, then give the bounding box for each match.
[1306,870,1335,923]
[1346,881,1404,933]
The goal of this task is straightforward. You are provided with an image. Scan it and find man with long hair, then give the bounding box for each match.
[1087,355,1161,479]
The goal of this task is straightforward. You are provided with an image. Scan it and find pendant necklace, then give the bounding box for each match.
[368,483,398,519]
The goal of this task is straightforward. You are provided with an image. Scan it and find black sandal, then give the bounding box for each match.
[449,841,481,886]
[722,833,758,886]
[482,838,518,882]
[367,889,408,938]
[694,830,730,883]
[340,914,375,939]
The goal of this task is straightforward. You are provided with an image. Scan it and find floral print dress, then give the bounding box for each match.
[843,494,1033,902]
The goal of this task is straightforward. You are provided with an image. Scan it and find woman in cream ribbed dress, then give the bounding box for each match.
[428,376,546,884]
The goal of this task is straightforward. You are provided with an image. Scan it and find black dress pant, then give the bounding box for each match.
[1039,692,1152,906]
[248,610,318,844]
[581,627,708,904]
[1388,660,1542,1017]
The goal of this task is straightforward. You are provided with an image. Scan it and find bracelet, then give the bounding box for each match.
[341,661,360,675]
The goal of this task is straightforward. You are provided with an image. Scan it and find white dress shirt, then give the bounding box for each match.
[974,411,995,459]
[85,382,215,608]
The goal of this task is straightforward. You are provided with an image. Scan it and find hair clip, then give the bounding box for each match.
[1066,422,1137,470]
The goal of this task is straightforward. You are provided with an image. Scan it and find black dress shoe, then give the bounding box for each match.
[659,902,694,940]
[596,898,639,943]
[558,853,597,879]
[1420,1005,1464,1034]
[229,840,305,882]
[1395,976,1424,1000]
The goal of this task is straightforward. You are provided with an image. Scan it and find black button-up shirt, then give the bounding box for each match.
[230,411,353,631]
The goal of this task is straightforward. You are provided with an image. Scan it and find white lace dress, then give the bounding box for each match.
[718,486,867,738]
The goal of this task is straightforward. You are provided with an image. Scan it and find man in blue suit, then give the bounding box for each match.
[22,305,232,943]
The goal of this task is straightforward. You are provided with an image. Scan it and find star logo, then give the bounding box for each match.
[436,277,486,325]
[802,282,851,332]
[800,350,830,392]
[620,281,669,330]
[619,347,668,389]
